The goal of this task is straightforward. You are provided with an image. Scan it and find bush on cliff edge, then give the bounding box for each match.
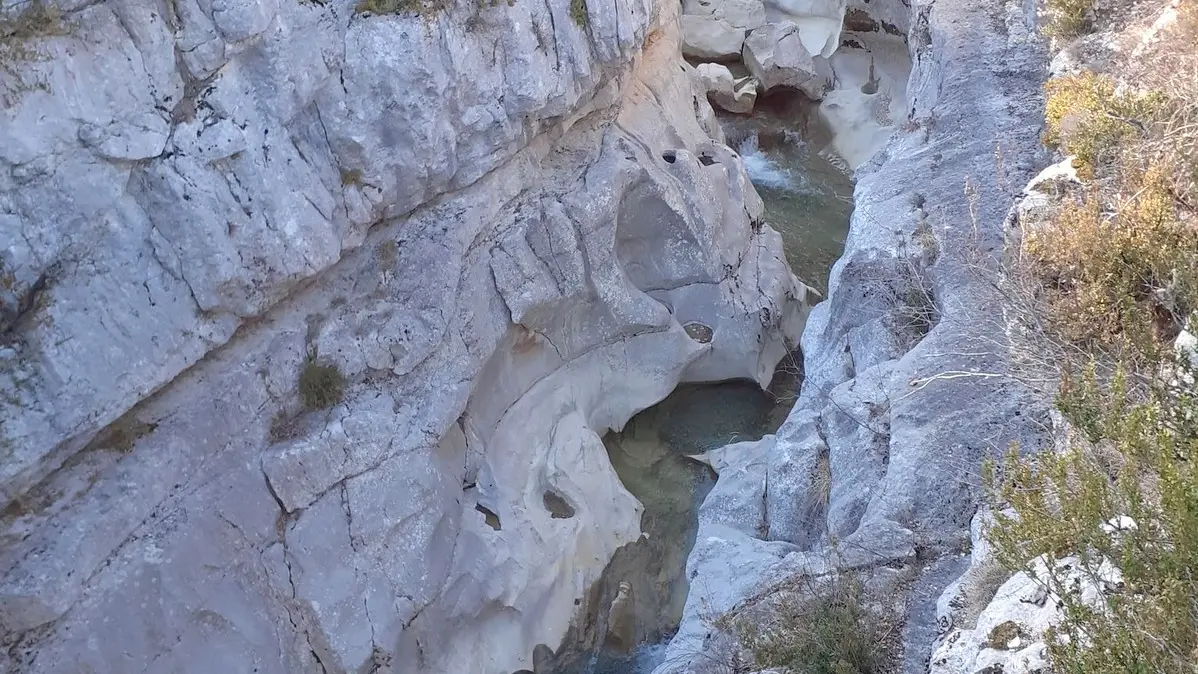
[988,3,1198,672]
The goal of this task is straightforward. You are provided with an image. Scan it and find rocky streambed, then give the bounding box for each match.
[537,381,778,674]
[720,93,855,296]
[534,105,853,674]
[0,0,1054,669]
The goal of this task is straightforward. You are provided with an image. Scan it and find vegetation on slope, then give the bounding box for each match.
[0,0,69,104]
[987,2,1198,672]
[723,571,902,674]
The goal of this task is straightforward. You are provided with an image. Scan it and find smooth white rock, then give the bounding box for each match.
[743,21,831,99]
[695,62,759,114]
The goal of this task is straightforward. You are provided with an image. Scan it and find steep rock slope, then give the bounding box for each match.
[0,0,813,672]
[656,0,1052,671]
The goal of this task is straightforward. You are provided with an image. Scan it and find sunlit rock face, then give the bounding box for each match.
[0,0,816,672]
[656,0,1052,672]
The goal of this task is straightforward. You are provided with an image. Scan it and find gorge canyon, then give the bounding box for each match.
[0,0,1054,671]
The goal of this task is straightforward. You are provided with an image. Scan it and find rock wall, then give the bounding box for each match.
[680,0,912,169]
[0,0,814,672]
[655,0,1052,671]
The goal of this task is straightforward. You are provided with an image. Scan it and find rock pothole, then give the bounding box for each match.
[683,321,713,343]
[475,503,502,530]
[542,489,576,519]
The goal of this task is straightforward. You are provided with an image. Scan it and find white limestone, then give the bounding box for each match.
[680,0,767,59]
[0,0,814,672]
[695,62,759,114]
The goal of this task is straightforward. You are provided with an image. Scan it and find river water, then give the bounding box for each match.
[533,102,853,674]
[719,94,854,295]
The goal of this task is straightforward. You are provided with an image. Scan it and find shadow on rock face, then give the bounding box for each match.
[532,379,791,674]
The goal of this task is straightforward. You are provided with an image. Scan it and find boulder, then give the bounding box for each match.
[681,15,749,59]
[695,63,759,114]
[680,0,767,60]
[743,22,831,99]
[763,0,847,58]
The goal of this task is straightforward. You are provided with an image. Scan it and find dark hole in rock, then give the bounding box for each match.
[660,150,677,164]
[844,8,880,32]
[682,322,713,343]
[533,644,554,670]
[543,490,576,519]
[475,503,502,530]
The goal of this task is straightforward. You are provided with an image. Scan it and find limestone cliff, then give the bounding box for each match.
[655,0,1053,671]
[0,0,813,671]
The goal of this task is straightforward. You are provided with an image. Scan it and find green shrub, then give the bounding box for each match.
[992,9,1198,672]
[736,574,899,674]
[354,0,445,16]
[1043,0,1093,37]
[569,0,587,27]
[1043,73,1163,177]
[1021,166,1198,352]
[987,353,1198,674]
[299,354,345,410]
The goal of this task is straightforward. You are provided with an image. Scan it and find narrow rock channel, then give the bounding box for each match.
[534,106,854,674]
[720,92,855,296]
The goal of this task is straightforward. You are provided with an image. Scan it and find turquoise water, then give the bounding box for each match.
[539,382,778,674]
[721,104,855,296]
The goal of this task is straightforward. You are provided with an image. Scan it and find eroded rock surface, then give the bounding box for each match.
[677,0,910,170]
[0,0,814,672]
[680,0,767,59]
[694,62,759,114]
[743,21,831,99]
[655,0,1051,671]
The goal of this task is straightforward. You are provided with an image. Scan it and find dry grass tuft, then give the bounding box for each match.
[730,572,902,674]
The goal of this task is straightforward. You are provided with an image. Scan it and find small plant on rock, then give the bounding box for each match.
[298,350,345,410]
[1043,0,1094,37]
[733,573,900,674]
[268,409,304,443]
[0,0,70,103]
[569,0,587,27]
[354,0,446,16]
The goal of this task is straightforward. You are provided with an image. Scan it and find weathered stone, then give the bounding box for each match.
[0,0,816,671]
[1016,156,1083,228]
[694,62,759,113]
[929,515,1114,674]
[764,0,848,58]
[654,0,1052,672]
[680,0,767,59]
[743,22,831,99]
[681,15,751,60]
